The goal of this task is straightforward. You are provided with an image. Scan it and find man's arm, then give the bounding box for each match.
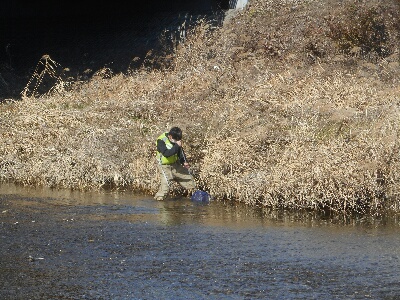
[157,139,180,157]
[178,147,185,164]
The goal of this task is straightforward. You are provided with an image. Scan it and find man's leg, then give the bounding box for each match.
[154,164,172,200]
[172,162,196,193]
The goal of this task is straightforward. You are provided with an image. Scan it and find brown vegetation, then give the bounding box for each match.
[1,0,400,215]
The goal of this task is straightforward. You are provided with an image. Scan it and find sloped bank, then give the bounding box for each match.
[1,0,400,215]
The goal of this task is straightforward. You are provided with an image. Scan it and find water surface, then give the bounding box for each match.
[1,183,399,299]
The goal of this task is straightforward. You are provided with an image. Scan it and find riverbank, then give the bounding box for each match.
[1,0,400,214]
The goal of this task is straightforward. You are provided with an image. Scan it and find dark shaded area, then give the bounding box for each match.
[0,0,230,100]
[2,0,230,17]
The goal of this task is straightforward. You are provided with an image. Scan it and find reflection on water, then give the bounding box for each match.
[1,183,398,228]
[1,183,400,299]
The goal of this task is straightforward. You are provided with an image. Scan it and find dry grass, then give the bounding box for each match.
[1,0,400,215]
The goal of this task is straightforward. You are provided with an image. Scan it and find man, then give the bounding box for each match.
[154,127,196,201]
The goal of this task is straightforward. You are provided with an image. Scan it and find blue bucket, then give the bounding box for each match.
[191,190,211,204]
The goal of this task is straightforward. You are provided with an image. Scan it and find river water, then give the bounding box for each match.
[1,183,399,299]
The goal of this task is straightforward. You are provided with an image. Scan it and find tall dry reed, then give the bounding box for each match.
[1,0,399,215]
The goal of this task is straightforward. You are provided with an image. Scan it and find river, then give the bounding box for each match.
[1,183,399,299]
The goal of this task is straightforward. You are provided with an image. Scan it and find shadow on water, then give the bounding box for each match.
[1,183,400,299]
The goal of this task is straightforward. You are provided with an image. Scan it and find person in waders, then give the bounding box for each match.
[154,127,196,201]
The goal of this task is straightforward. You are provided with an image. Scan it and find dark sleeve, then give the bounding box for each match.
[178,148,185,164]
[157,139,181,158]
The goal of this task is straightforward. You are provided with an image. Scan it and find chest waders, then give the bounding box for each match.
[159,164,170,189]
[156,133,179,188]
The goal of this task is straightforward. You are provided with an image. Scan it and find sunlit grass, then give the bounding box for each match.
[1,0,399,215]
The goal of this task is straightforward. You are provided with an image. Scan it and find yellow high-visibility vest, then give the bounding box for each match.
[156,133,178,165]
